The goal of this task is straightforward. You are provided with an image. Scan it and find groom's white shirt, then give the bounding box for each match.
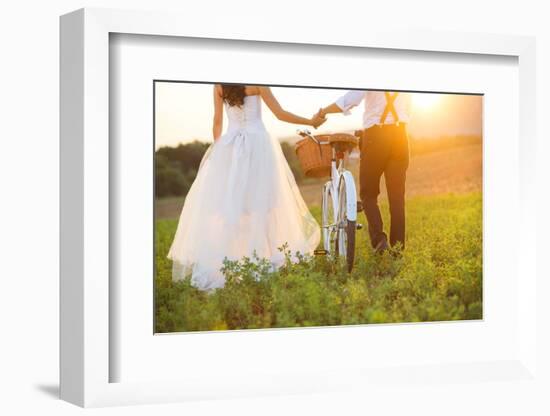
[335,90,412,129]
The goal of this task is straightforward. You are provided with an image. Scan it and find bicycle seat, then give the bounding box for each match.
[327,133,358,152]
[328,133,358,146]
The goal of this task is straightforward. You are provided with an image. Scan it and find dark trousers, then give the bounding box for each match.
[359,124,409,249]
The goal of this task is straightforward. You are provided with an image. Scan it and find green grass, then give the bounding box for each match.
[155,192,482,332]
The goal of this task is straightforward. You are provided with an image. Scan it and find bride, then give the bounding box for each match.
[167,84,325,290]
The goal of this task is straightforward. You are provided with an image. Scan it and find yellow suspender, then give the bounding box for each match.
[379,92,399,124]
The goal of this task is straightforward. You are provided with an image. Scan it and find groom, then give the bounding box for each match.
[317,91,411,252]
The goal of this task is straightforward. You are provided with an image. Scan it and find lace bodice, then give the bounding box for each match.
[225,95,264,131]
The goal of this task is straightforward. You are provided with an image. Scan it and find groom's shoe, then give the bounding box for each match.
[374,237,389,254]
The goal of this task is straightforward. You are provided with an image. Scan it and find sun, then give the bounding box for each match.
[412,93,441,111]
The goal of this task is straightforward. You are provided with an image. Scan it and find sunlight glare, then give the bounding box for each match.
[412,93,441,111]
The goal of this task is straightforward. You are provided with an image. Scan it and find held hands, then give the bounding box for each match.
[310,108,327,129]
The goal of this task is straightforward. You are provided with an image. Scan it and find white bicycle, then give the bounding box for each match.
[296,130,362,272]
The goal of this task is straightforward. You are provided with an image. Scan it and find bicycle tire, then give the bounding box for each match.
[344,220,356,272]
[336,176,356,272]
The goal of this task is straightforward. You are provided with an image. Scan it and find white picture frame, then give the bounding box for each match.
[60,7,538,408]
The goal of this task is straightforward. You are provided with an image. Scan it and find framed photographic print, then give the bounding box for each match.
[60,7,538,408]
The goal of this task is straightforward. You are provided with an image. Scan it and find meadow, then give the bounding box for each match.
[155,193,482,332]
[154,138,483,332]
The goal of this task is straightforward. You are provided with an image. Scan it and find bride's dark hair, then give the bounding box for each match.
[221,84,246,107]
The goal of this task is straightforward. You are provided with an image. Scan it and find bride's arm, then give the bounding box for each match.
[212,85,224,140]
[259,86,325,128]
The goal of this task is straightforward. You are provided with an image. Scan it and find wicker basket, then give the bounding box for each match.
[295,135,333,178]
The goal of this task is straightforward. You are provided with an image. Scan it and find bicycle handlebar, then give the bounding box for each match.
[296,128,320,145]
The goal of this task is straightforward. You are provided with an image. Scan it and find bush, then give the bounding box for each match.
[155,141,210,197]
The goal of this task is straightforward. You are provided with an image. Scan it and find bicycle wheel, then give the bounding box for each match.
[336,176,356,272]
[321,181,337,254]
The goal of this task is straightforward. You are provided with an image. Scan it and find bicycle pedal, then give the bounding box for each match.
[356,223,363,230]
[314,249,328,256]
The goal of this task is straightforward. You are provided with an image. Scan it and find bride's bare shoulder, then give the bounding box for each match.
[245,85,262,96]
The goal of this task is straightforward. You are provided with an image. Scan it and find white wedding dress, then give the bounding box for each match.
[167,95,320,290]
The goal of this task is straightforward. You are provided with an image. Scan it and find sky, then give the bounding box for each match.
[154,82,482,149]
